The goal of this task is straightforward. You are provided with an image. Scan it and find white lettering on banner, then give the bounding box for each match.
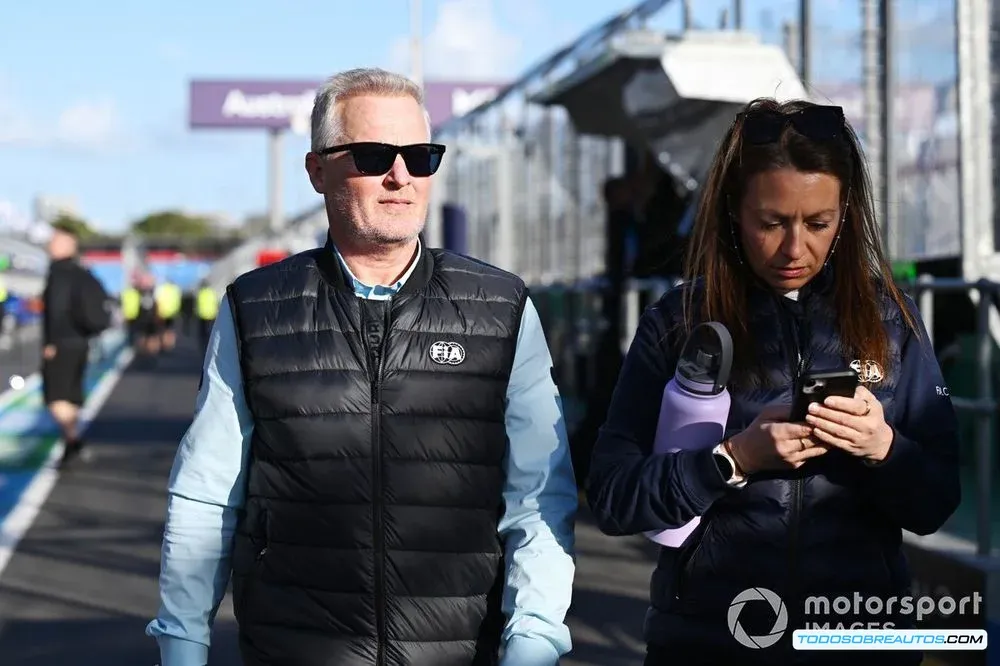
[451,88,499,117]
[221,89,316,120]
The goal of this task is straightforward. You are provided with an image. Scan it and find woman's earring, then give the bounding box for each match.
[824,194,850,267]
[730,218,744,266]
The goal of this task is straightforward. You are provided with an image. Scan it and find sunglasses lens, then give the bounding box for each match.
[793,107,843,140]
[352,145,397,175]
[742,112,785,144]
[401,145,443,177]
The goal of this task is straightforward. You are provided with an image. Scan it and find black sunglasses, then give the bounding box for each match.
[317,142,446,177]
[738,105,845,144]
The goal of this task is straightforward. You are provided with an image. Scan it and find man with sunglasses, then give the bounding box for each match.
[147,67,577,666]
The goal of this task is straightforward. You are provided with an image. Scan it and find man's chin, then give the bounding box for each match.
[361,224,424,247]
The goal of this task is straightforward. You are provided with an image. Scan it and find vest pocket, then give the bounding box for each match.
[672,516,716,607]
[239,510,270,620]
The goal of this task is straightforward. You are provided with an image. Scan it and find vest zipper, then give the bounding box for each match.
[366,303,391,666]
[774,295,805,629]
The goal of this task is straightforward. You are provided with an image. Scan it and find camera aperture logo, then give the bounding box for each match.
[728,587,788,649]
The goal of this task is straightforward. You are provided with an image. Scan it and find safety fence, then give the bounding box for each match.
[532,274,998,556]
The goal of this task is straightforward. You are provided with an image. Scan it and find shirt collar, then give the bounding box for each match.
[332,237,422,300]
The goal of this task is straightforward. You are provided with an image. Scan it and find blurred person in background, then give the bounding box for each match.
[134,273,161,356]
[155,278,182,352]
[0,275,9,350]
[0,274,7,328]
[193,280,217,350]
[120,281,141,345]
[41,223,110,465]
[587,99,960,665]
[147,67,577,666]
[568,176,637,488]
[180,287,195,335]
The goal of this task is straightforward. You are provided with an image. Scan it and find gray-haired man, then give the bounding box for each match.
[146,67,578,666]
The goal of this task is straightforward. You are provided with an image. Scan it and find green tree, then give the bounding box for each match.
[50,212,97,239]
[130,210,215,238]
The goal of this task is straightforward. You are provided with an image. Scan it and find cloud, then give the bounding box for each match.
[387,0,523,81]
[0,90,131,155]
[55,99,122,149]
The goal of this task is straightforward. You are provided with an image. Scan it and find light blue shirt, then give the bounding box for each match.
[146,243,578,666]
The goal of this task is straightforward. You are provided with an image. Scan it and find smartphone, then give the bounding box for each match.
[789,369,860,421]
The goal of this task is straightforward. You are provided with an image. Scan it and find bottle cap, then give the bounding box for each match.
[675,321,734,395]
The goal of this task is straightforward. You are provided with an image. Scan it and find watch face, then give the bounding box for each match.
[714,452,734,480]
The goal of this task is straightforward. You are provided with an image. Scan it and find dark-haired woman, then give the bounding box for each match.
[587,99,961,665]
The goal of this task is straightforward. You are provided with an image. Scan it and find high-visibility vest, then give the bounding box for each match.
[196,287,219,320]
[121,287,140,320]
[156,283,182,318]
[0,279,7,303]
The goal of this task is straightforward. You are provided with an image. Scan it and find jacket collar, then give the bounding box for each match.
[316,232,435,296]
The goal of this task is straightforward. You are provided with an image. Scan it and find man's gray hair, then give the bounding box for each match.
[310,68,432,152]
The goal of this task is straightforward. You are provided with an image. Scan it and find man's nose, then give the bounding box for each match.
[383,154,412,187]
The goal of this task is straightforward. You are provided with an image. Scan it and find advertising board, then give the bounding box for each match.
[189,79,507,132]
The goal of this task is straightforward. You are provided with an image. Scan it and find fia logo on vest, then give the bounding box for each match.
[849,359,884,385]
[429,341,466,366]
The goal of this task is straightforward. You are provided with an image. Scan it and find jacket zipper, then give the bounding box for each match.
[366,302,391,666]
[775,295,805,629]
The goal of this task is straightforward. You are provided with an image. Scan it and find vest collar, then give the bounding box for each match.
[316,232,435,296]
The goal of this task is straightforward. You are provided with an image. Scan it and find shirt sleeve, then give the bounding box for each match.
[497,296,578,666]
[145,295,254,665]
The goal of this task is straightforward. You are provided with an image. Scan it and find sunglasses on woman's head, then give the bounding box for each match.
[737,105,845,144]
[316,142,446,177]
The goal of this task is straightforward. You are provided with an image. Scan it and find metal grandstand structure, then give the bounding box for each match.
[207,0,994,291]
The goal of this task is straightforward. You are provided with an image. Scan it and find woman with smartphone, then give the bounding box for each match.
[587,99,961,666]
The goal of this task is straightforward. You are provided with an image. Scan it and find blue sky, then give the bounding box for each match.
[0,0,956,233]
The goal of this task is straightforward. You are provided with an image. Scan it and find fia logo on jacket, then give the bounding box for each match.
[429,340,466,366]
[850,359,884,385]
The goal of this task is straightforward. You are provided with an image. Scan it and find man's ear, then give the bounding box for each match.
[305,152,325,194]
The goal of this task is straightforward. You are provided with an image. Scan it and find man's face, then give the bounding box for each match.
[305,95,433,246]
[47,230,76,259]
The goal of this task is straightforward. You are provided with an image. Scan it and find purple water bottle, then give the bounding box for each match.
[645,321,734,547]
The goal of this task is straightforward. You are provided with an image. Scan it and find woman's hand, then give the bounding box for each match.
[805,385,894,462]
[728,404,830,474]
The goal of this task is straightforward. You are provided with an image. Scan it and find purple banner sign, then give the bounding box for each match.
[189,79,508,132]
[423,81,507,129]
[189,80,318,130]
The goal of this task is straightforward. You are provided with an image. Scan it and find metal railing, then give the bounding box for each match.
[533,274,999,557]
[904,275,998,557]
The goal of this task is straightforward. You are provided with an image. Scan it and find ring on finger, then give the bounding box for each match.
[862,399,871,417]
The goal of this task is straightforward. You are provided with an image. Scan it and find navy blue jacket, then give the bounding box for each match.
[587,270,961,665]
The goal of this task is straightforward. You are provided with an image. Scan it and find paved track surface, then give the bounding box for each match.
[0,332,957,665]
[0,333,658,665]
[0,325,41,388]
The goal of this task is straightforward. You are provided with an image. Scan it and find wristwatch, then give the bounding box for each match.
[713,441,748,488]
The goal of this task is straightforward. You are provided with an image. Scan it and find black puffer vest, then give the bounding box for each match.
[225,241,527,666]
